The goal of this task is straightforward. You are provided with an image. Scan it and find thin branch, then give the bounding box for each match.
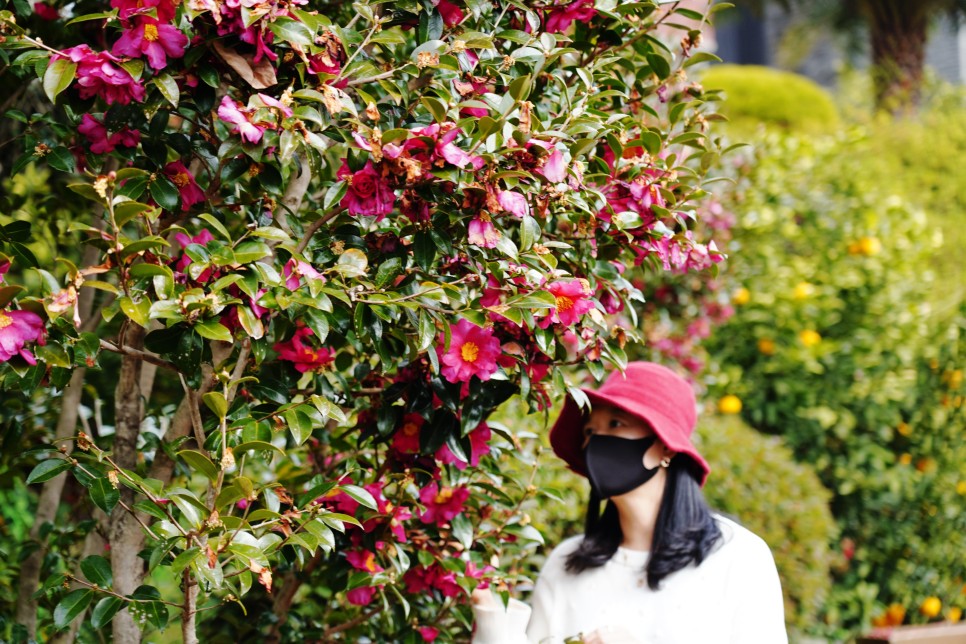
[100,339,180,372]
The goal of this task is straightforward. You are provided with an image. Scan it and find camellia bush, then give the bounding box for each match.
[0,0,731,640]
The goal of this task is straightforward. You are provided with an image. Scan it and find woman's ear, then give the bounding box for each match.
[660,446,676,468]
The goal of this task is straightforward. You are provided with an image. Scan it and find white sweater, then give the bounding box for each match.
[474,516,788,644]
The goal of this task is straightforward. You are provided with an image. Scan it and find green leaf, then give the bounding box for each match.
[323,181,348,211]
[47,146,76,173]
[53,589,93,629]
[508,75,532,101]
[119,296,151,327]
[646,51,671,80]
[153,73,179,107]
[233,441,286,457]
[170,547,201,576]
[90,477,120,514]
[80,556,113,587]
[90,596,125,629]
[65,10,118,25]
[177,450,219,481]
[26,458,72,484]
[149,176,180,211]
[340,484,377,510]
[194,319,233,342]
[202,391,228,418]
[374,257,403,289]
[43,58,76,103]
[268,16,315,47]
[0,284,25,308]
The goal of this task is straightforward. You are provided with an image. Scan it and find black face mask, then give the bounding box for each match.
[584,434,660,499]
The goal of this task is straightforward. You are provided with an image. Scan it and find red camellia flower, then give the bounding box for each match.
[112,17,188,70]
[404,563,462,597]
[53,45,146,106]
[77,114,140,155]
[439,318,501,383]
[34,2,59,20]
[392,413,424,455]
[417,626,440,642]
[163,161,205,211]
[337,161,395,219]
[418,482,469,525]
[540,279,595,328]
[545,0,596,33]
[273,327,334,373]
[346,585,378,606]
[0,309,46,365]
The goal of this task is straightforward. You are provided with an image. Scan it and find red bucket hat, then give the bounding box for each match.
[549,361,710,487]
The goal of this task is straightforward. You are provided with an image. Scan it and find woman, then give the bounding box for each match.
[473,361,787,644]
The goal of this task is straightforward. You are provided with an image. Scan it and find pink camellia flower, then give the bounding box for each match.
[163,161,205,211]
[283,258,325,291]
[0,309,46,365]
[53,45,146,105]
[467,214,500,249]
[0,258,10,283]
[417,626,440,642]
[273,326,334,373]
[77,114,140,154]
[406,123,484,172]
[537,148,567,183]
[541,280,595,328]
[337,161,395,219]
[436,422,491,470]
[439,318,501,383]
[254,93,293,118]
[419,482,470,525]
[392,413,424,455]
[217,96,268,144]
[404,563,462,597]
[498,191,529,218]
[111,0,176,22]
[112,17,189,70]
[545,0,596,33]
[387,504,412,543]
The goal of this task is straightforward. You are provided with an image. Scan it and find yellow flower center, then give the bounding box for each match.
[172,172,191,187]
[0,312,12,330]
[434,488,453,504]
[402,422,419,436]
[555,295,574,312]
[143,23,160,42]
[363,552,376,572]
[460,341,479,363]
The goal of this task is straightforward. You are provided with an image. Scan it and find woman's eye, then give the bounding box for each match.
[609,419,622,428]
[582,426,592,437]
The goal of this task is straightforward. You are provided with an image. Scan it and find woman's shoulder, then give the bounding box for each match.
[537,535,584,577]
[711,513,777,564]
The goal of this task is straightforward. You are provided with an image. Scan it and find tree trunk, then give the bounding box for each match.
[863,0,930,115]
[110,323,147,644]
[14,367,87,636]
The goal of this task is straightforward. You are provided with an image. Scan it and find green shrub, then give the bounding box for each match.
[704,129,966,636]
[695,413,838,637]
[701,65,840,134]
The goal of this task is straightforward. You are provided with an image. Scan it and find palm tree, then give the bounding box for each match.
[733,0,966,113]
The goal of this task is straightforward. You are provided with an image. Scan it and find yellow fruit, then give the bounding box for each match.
[956,481,966,496]
[915,458,935,473]
[732,287,750,306]
[899,453,912,466]
[886,603,906,626]
[949,607,963,623]
[859,237,882,256]
[896,422,912,437]
[792,282,814,300]
[799,330,822,347]
[921,597,942,619]
[847,241,863,256]
[757,338,776,355]
[718,395,742,415]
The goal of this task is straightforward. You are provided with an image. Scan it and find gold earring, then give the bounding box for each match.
[660,456,671,468]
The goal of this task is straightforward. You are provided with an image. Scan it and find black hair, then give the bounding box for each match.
[564,458,723,590]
